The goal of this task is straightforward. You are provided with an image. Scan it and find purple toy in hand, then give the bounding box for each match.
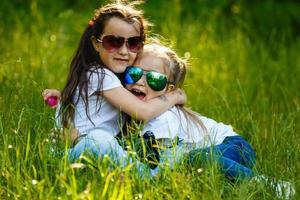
[46,96,58,107]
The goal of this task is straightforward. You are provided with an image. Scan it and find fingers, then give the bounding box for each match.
[174,88,186,105]
[42,89,61,101]
[42,89,61,109]
[42,89,50,100]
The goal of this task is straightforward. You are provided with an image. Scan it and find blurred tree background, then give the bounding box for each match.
[1,0,299,128]
[0,0,299,199]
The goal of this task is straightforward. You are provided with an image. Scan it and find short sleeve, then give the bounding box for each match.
[87,68,122,96]
[199,116,238,143]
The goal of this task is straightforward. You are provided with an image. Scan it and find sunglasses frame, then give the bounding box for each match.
[124,66,170,91]
[96,35,144,53]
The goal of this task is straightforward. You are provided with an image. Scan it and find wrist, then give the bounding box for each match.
[171,89,185,105]
[164,91,177,104]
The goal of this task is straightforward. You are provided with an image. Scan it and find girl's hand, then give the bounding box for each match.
[172,88,186,105]
[166,88,186,105]
[42,89,61,108]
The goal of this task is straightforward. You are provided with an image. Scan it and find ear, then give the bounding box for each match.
[167,84,175,92]
[91,36,100,52]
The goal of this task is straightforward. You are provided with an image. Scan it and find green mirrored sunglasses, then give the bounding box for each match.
[124,66,169,91]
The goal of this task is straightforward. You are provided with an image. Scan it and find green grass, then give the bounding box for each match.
[1,0,300,199]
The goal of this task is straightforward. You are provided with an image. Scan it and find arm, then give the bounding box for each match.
[42,87,185,121]
[43,89,80,144]
[103,87,186,122]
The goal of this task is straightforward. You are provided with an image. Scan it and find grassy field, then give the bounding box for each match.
[0,0,299,199]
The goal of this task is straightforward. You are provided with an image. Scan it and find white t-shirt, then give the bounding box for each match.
[58,67,125,136]
[142,107,238,147]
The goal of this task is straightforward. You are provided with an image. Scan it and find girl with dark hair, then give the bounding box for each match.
[43,2,185,166]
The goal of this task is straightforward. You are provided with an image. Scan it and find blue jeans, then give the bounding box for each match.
[187,136,256,180]
[67,130,151,177]
[68,131,125,160]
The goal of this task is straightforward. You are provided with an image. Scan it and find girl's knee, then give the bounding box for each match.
[67,133,117,160]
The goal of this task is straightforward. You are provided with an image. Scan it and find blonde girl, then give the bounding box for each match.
[123,43,294,198]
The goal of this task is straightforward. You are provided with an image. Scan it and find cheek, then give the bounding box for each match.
[128,52,138,65]
[99,50,107,62]
[125,84,132,90]
[99,47,113,57]
[146,90,164,100]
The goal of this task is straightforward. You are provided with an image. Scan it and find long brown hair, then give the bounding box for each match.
[60,1,149,128]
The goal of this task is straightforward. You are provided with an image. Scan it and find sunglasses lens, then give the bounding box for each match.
[100,35,143,53]
[127,36,143,52]
[124,66,143,84]
[146,72,168,91]
[102,35,124,52]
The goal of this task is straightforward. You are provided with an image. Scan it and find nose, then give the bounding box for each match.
[118,42,128,55]
[135,74,146,86]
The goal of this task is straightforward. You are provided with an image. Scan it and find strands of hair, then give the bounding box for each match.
[59,1,149,128]
[143,40,208,137]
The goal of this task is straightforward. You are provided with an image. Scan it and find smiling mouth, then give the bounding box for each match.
[114,58,128,62]
[130,88,146,101]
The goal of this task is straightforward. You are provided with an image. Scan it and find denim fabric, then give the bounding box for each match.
[187,136,256,180]
[67,130,151,178]
[67,131,130,164]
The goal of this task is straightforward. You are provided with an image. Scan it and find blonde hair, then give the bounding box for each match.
[142,40,208,134]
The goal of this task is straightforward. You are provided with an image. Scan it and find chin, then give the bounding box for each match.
[119,64,128,70]
[113,66,127,73]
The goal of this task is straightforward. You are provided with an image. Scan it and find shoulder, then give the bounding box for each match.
[199,115,236,133]
[88,66,116,78]
[88,66,122,91]
[143,107,181,139]
[144,107,177,125]
[155,107,179,121]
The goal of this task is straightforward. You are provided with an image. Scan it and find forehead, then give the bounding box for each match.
[103,17,140,36]
[136,54,168,74]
